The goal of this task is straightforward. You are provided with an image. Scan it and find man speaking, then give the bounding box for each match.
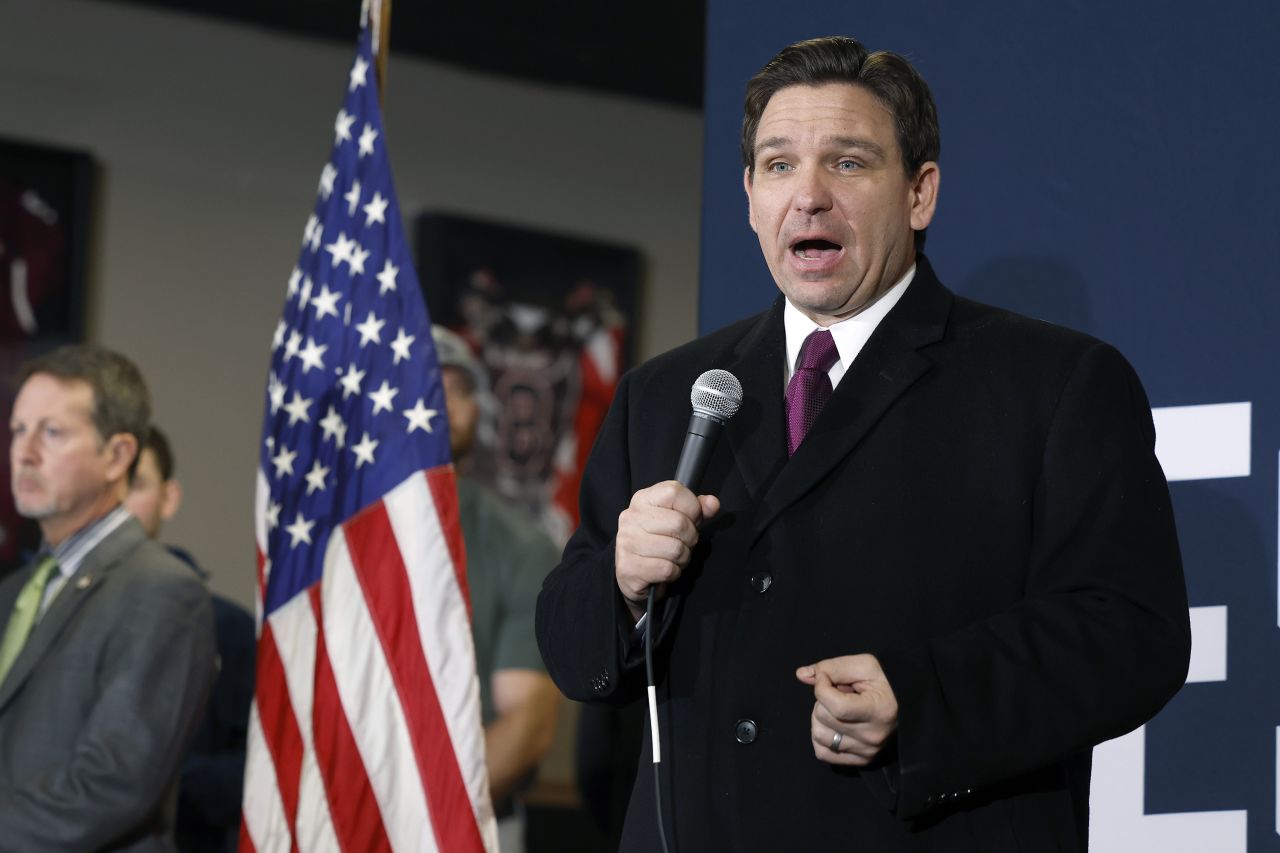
[535,36,1190,851]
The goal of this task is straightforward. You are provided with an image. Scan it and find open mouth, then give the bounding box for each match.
[792,239,842,260]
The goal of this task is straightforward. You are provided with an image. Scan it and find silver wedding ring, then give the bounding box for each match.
[831,731,843,752]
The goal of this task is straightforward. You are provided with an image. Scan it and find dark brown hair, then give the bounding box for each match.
[742,36,941,178]
[17,344,151,472]
[143,424,174,481]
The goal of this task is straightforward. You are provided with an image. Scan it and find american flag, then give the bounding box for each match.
[240,12,496,853]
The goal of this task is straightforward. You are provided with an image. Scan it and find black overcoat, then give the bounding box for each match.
[536,258,1190,852]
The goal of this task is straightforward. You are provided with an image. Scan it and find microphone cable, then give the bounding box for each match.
[646,586,672,853]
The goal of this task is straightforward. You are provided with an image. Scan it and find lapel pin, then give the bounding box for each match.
[76,576,93,590]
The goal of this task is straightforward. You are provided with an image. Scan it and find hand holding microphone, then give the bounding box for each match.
[615,370,742,621]
[615,483,720,621]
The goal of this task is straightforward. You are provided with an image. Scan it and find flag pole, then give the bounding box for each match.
[374,0,393,106]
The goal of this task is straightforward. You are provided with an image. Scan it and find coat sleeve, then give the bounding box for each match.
[536,370,677,707]
[0,566,218,851]
[178,597,256,830]
[873,342,1191,819]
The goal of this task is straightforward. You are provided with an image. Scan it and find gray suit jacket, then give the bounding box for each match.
[0,516,218,852]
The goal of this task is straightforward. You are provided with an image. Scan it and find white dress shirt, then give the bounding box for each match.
[782,264,916,391]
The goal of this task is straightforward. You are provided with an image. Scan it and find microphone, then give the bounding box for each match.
[672,369,744,489]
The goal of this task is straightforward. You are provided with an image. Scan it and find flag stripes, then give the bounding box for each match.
[309,587,395,852]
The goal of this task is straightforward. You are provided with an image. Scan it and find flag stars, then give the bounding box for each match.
[311,284,341,321]
[319,405,348,448]
[376,258,398,294]
[358,123,379,158]
[338,363,366,399]
[403,399,438,434]
[390,328,415,364]
[355,311,385,347]
[298,336,329,373]
[325,232,355,269]
[344,180,362,216]
[351,432,379,468]
[334,109,356,145]
[348,243,370,276]
[283,391,313,426]
[319,163,338,200]
[363,192,388,227]
[285,512,316,547]
[305,459,331,495]
[324,232,368,275]
[268,64,440,552]
[302,215,320,251]
[271,445,298,478]
[267,373,286,413]
[368,380,399,415]
[348,56,370,91]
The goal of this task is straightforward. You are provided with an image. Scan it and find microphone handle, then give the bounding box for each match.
[672,412,723,490]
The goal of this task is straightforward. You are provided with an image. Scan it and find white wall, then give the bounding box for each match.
[0,0,703,611]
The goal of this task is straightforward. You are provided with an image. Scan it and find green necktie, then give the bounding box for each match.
[0,555,59,686]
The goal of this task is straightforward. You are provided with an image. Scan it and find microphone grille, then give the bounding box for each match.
[690,369,743,422]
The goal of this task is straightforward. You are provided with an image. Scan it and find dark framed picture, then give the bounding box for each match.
[0,137,94,346]
[416,212,642,544]
[0,136,96,573]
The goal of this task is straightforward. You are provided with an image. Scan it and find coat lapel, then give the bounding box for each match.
[0,518,144,711]
[720,299,788,499]
[751,259,954,542]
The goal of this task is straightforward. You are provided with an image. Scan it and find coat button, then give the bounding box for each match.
[734,719,758,744]
[749,572,772,594]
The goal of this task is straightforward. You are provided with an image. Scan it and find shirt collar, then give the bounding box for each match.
[782,263,916,384]
[45,504,132,579]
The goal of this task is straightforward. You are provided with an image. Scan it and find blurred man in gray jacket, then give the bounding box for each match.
[0,344,216,851]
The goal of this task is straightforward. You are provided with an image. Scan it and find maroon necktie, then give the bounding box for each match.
[785,329,839,456]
